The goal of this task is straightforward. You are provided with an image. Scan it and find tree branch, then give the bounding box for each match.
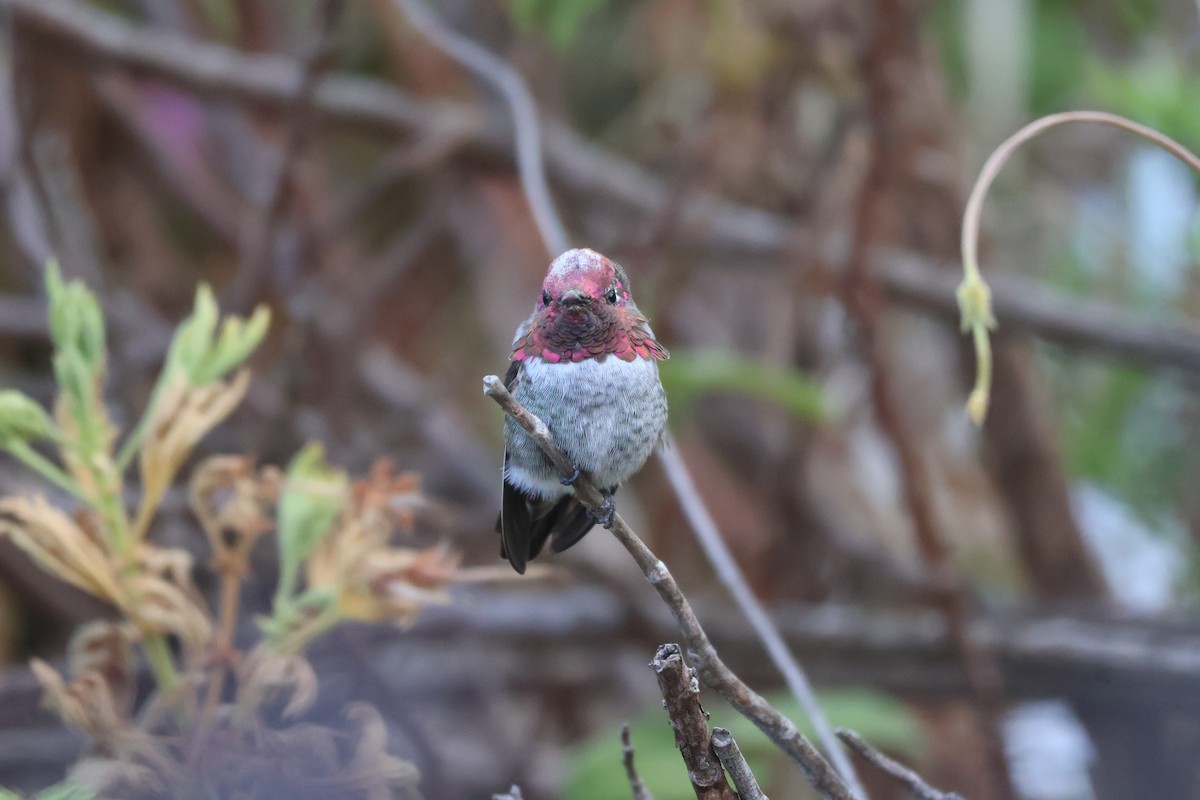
[401,0,858,783]
[712,727,768,800]
[8,0,1200,372]
[483,375,857,800]
[656,443,861,793]
[652,644,736,800]
[878,249,1200,374]
[391,0,568,257]
[842,4,1013,795]
[4,0,477,140]
[228,0,345,312]
[836,729,964,800]
[621,723,655,800]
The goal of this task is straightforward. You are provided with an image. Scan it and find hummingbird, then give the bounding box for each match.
[498,248,669,573]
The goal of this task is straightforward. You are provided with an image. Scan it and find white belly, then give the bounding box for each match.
[504,356,668,499]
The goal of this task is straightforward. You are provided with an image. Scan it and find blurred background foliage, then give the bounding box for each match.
[0,0,1196,798]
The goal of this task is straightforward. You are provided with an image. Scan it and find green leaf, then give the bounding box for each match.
[565,687,922,799]
[52,349,96,422]
[164,284,221,385]
[260,585,338,648]
[45,260,106,374]
[658,350,825,424]
[0,390,55,446]
[161,282,270,387]
[117,285,269,470]
[33,782,97,800]
[507,0,608,49]
[0,783,97,800]
[194,303,271,385]
[275,443,348,605]
[43,263,111,460]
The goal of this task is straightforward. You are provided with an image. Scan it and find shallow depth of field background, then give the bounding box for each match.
[1,0,1199,798]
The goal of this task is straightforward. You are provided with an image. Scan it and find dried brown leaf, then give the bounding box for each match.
[68,621,137,715]
[190,454,277,567]
[0,495,126,603]
[239,649,319,719]
[341,703,421,800]
[133,370,251,540]
[31,658,127,746]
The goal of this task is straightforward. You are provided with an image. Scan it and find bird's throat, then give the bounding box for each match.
[512,313,668,364]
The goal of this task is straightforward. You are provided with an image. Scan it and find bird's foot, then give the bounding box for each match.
[591,492,616,529]
[559,463,582,486]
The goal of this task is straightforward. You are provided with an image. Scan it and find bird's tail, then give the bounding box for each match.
[497,482,603,573]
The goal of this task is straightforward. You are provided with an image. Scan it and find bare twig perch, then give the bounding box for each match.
[712,727,769,800]
[400,0,858,783]
[657,442,861,793]
[621,724,655,800]
[483,375,856,800]
[651,644,736,800]
[837,729,964,800]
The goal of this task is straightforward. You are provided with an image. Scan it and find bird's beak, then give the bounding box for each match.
[560,290,588,308]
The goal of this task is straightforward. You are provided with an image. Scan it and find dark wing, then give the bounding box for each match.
[496,359,600,573]
[500,475,533,573]
[498,359,530,572]
[500,488,599,574]
[502,358,522,393]
[549,497,600,553]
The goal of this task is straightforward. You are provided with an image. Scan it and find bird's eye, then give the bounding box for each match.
[542,290,552,305]
[605,287,618,304]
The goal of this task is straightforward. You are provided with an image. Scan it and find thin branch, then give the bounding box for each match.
[4,0,462,135]
[836,729,964,800]
[392,0,858,786]
[228,0,345,312]
[962,111,1200,294]
[958,110,1200,423]
[12,599,1200,782]
[422,598,1200,712]
[11,0,1200,374]
[877,250,1200,374]
[651,644,736,800]
[621,724,655,800]
[391,0,569,256]
[657,442,863,796]
[712,727,769,800]
[0,4,54,273]
[483,375,857,800]
[842,3,1013,796]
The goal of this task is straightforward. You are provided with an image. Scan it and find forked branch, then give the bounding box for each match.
[651,643,736,800]
[483,375,856,800]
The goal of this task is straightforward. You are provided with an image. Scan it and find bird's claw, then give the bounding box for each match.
[559,463,582,486]
[591,493,616,529]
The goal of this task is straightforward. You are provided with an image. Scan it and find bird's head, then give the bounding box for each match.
[512,249,667,364]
